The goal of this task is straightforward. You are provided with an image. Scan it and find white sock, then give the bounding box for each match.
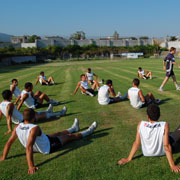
[160,85,163,89]
[176,84,179,88]
[46,111,63,119]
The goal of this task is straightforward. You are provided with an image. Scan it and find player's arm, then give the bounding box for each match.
[163,123,180,173]
[72,82,81,95]
[93,73,98,80]
[108,86,116,97]
[14,95,21,105]
[17,93,29,110]
[118,122,141,165]
[138,90,145,102]
[85,74,88,80]
[0,126,18,162]
[26,126,41,174]
[10,85,16,94]
[0,109,2,122]
[137,72,140,78]
[172,62,180,68]
[35,77,39,85]
[163,60,166,71]
[5,103,14,135]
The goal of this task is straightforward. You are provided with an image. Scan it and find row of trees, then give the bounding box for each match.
[0,44,160,60]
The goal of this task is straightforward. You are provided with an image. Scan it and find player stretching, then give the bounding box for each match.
[159,47,180,92]
[137,67,152,80]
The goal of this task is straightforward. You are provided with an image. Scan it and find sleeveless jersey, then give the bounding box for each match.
[86,72,94,81]
[98,85,110,105]
[80,80,89,90]
[21,90,35,108]
[10,85,21,98]
[139,121,166,156]
[39,75,47,84]
[0,101,23,124]
[138,70,145,76]
[16,123,50,154]
[128,87,144,109]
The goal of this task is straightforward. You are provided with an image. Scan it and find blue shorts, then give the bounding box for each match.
[166,71,174,77]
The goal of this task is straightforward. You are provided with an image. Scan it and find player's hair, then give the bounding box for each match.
[170,47,176,52]
[106,79,112,85]
[2,90,12,100]
[133,78,140,86]
[25,82,33,89]
[40,71,44,75]
[138,67,142,70]
[23,108,36,122]
[80,74,85,78]
[87,68,91,72]
[12,79,18,83]
[147,104,160,121]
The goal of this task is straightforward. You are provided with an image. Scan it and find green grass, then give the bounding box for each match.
[1,59,180,180]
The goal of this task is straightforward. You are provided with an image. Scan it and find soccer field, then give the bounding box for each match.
[1,58,180,180]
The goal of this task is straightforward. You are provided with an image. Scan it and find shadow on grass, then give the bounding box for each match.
[159,98,172,105]
[7,153,26,160]
[36,127,112,167]
[38,112,81,124]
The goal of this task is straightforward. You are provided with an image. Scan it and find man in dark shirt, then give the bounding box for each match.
[159,47,180,91]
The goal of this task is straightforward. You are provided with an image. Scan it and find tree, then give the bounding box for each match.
[169,36,177,41]
[139,36,149,40]
[70,31,86,40]
[28,35,41,43]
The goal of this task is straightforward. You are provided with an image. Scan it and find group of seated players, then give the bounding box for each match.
[1,47,180,175]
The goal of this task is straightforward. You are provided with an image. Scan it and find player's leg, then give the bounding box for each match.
[146,72,152,79]
[91,80,99,90]
[159,76,169,91]
[48,76,55,84]
[80,86,87,93]
[34,91,42,97]
[172,75,180,90]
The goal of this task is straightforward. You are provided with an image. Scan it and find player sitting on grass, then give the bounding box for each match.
[72,74,99,97]
[137,67,152,80]
[118,104,180,173]
[15,82,59,110]
[159,47,180,92]
[85,68,104,85]
[0,108,98,174]
[10,79,21,99]
[98,79,127,105]
[35,71,55,86]
[128,78,160,109]
[0,90,67,135]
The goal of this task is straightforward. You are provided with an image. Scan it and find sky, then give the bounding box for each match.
[0,0,180,38]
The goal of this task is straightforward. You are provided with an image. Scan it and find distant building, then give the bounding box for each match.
[11,35,30,44]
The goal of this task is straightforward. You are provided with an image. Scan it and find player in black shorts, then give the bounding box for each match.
[159,47,180,92]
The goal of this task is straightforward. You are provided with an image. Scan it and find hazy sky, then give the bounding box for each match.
[0,0,179,37]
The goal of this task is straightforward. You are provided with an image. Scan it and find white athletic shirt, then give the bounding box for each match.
[86,72,94,81]
[10,85,21,98]
[139,121,166,156]
[21,90,35,108]
[80,80,89,90]
[128,87,144,109]
[39,75,47,84]
[16,123,50,154]
[98,85,110,105]
[0,101,23,124]
[138,70,145,76]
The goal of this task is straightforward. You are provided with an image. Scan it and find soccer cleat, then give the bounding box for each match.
[47,104,53,113]
[49,99,60,105]
[158,88,164,92]
[86,91,94,97]
[71,118,79,132]
[154,99,161,104]
[60,106,67,116]
[176,86,180,90]
[81,121,98,137]
[116,91,121,98]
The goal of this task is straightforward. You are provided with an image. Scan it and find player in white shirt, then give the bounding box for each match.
[35,71,55,85]
[0,108,97,174]
[85,68,104,86]
[10,79,21,98]
[128,78,160,109]
[15,82,59,110]
[98,79,127,105]
[72,74,99,97]
[118,104,180,173]
[137,67,152,80]
[0,90,67,134]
